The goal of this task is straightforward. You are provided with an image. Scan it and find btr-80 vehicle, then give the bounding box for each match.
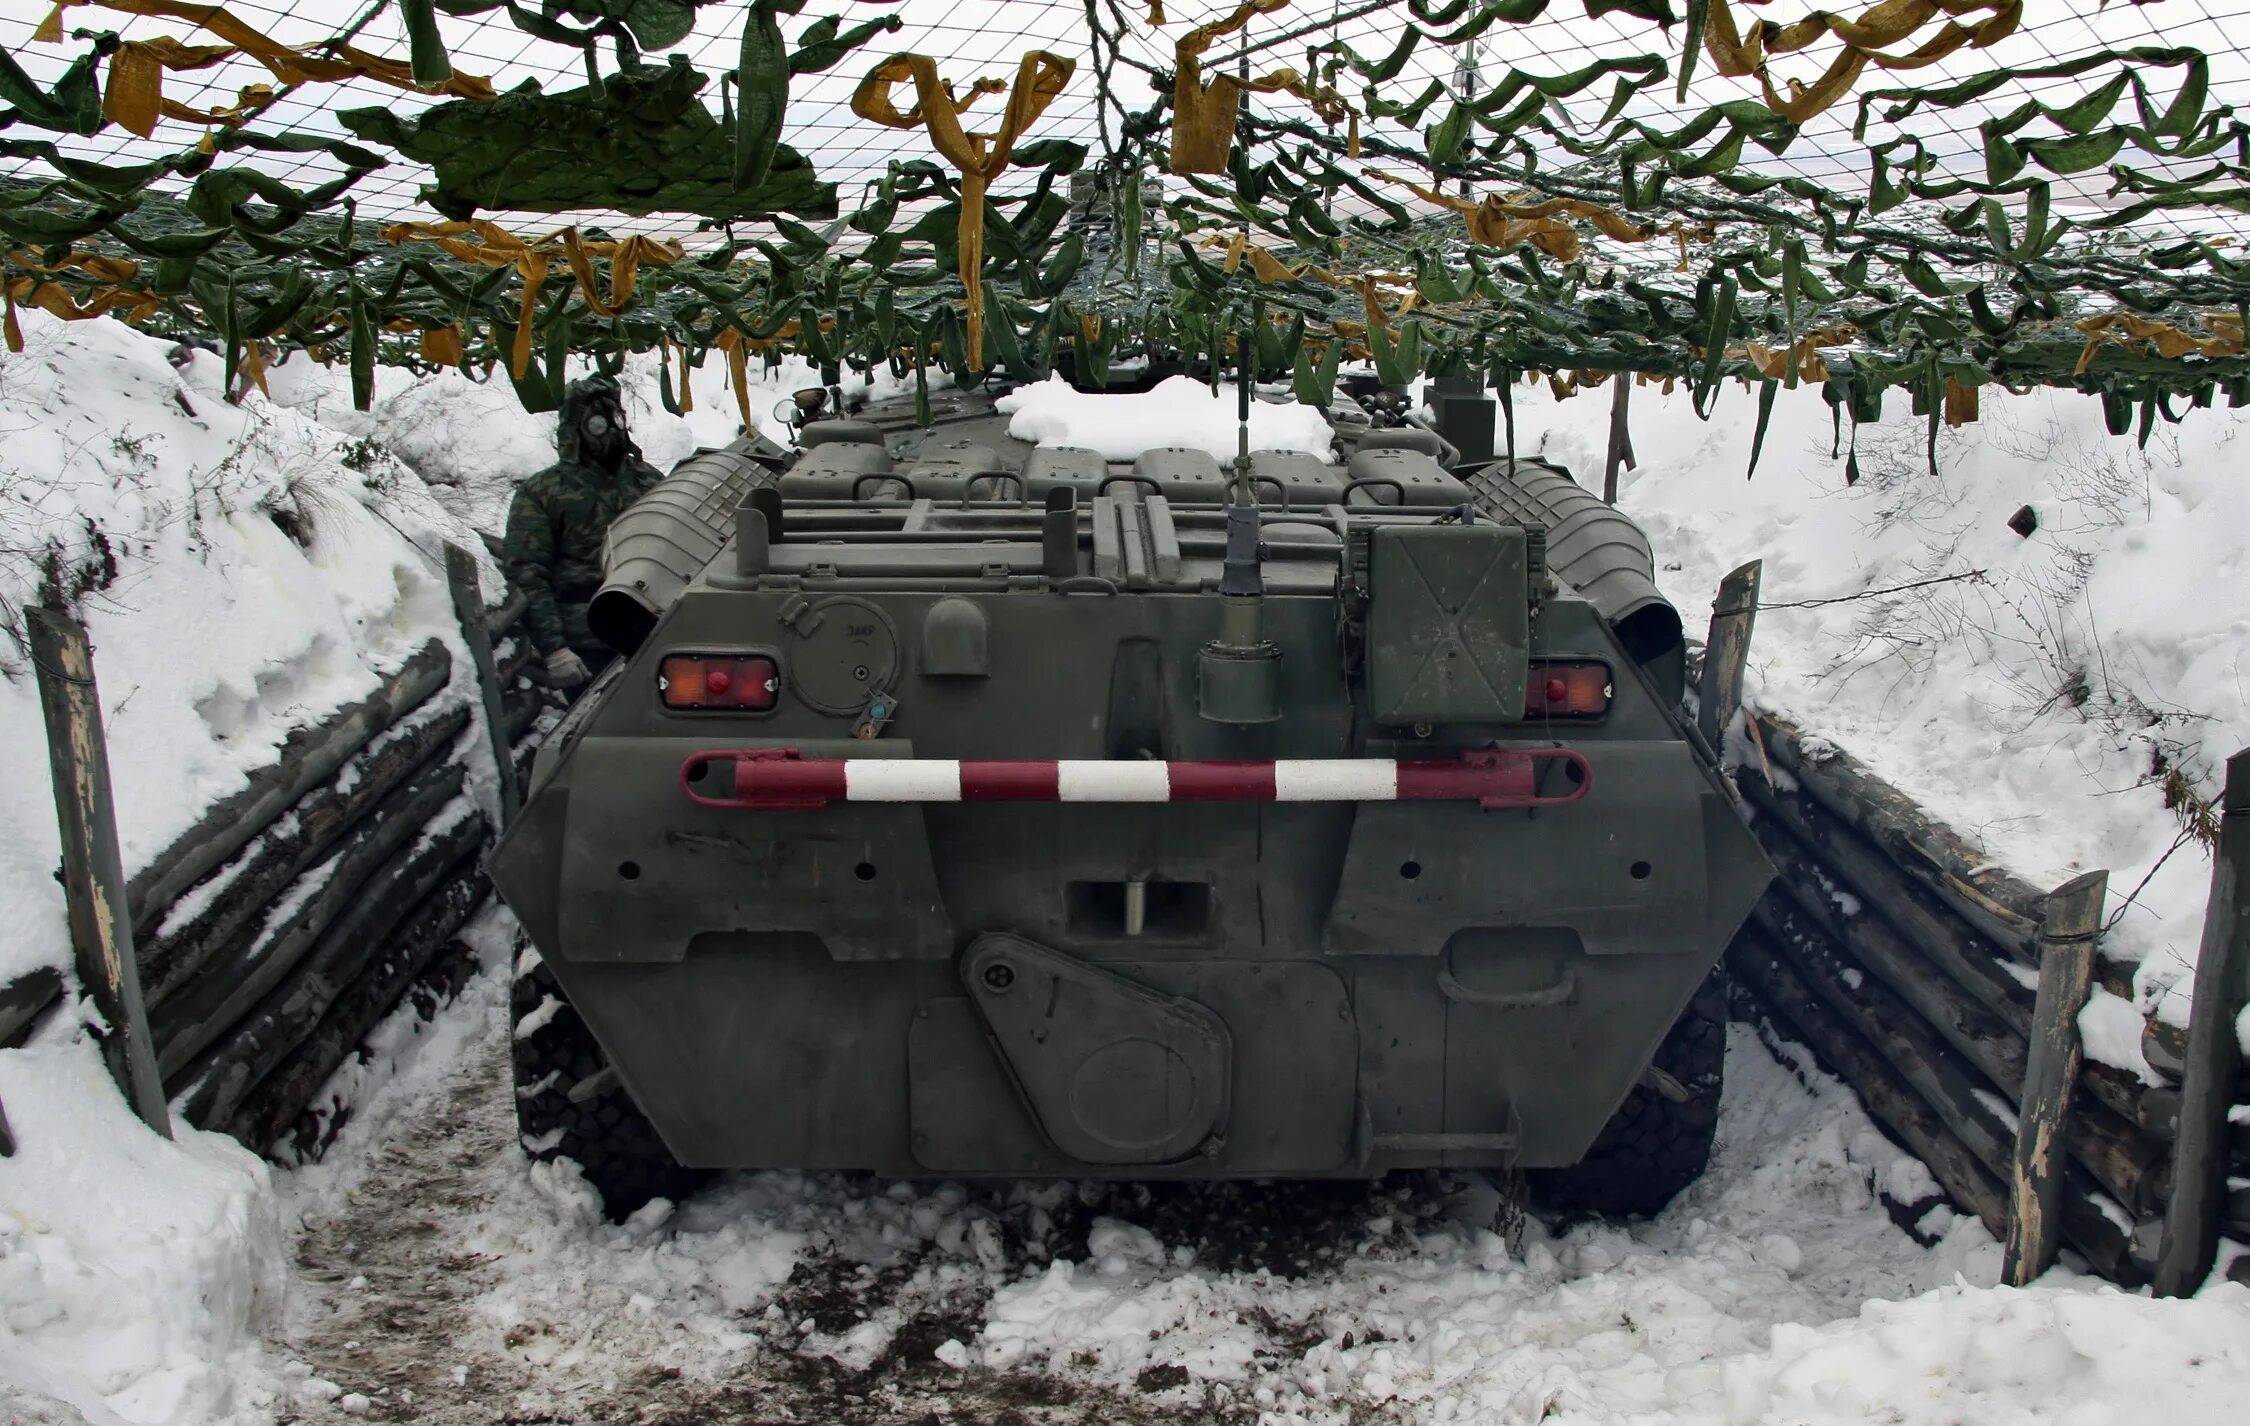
[489,376,1771,1219]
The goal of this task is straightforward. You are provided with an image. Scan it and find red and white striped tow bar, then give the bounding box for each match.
[679,747,1592,811]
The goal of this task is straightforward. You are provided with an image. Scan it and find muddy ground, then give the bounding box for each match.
[274,1022,1435,1426]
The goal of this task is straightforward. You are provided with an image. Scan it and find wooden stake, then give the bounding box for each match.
[27,609,171,1138]
[1602,374,1635,505]
[1697,560,1761,752]
[2154,749,2250,1296]
[2003,868,2107,1285]
[445,542,522,826]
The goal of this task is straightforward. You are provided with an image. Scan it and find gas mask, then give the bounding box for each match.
[579,398,628,460]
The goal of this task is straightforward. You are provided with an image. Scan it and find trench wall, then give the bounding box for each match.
[1727,710,2249,1288]
[0,576,567,1162]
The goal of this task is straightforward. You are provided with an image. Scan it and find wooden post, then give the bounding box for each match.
[1602,374,1635,504]
[2154,749,2250,1296]
[27,610,171,1138]
[1697,560,1761,751]
[444,542,522,826]
[2003,868,2107,1285]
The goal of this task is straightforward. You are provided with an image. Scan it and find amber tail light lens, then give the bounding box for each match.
[659,653,779,711]
[1523,660,1612,718]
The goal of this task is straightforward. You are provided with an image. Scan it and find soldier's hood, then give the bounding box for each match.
[554,373,644,468]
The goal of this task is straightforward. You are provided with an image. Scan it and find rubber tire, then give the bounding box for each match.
[511,959,707,1218]
[1529,971,1726,1219]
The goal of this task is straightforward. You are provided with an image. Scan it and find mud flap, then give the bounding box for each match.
[958,934,1230,1166]
[906,952,1358,1177]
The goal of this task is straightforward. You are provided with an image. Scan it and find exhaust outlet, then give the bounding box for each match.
[587,439,774,655]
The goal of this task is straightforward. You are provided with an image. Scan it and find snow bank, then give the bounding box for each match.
[0,1038,281,1426]
[0,315,845,989]
[271,347,914,531]
[1516,379,2250,1036]
[0,311,494,989]
[0,310,498,1421]
[1710,1278,2250,1426]
[996,374,1337,461]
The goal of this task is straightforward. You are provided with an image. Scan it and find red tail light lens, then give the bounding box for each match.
[1524,660,1611,719]
[659,653,779,711]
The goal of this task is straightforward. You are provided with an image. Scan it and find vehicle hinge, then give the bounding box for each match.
[777,592,822,633]
[1524,521,1552,611]
[1335,524,1374,681]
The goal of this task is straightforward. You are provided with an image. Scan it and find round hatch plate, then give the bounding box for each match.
[784,596,900,714]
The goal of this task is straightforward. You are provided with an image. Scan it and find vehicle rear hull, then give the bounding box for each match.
[495,686,1767,1176]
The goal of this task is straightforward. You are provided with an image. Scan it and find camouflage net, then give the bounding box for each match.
[1,0,2246,458]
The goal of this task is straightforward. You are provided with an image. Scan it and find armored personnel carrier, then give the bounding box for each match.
[489,379,1771,1219]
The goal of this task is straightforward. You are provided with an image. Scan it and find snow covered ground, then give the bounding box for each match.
[4,316,2250,1423]
[254,929,2250,1426]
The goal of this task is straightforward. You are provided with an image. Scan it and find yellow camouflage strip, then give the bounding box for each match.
[2074,311,2246,376]
[39,1,498,138]
[1171,1,1356,175]
[380,221,685,378]
[1704,0,2023,123]
[853,50,1074,372]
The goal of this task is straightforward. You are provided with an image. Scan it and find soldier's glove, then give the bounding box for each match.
[545,648,591,689]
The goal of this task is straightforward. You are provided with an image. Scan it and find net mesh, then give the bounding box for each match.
[2,1,2246,433]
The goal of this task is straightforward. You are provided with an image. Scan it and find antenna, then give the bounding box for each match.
[1454,35,1479,201]
[1235,306,1254,508]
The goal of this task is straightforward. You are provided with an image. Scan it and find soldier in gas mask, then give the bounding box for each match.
[501,374,664,688]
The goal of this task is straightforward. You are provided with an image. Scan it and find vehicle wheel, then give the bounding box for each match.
[511,956,706,1218]
[1529,970,1726,1219]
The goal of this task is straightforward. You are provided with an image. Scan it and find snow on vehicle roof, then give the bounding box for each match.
[995,376,1337,464]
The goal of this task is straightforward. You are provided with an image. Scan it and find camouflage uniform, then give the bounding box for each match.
[502,375,663,672]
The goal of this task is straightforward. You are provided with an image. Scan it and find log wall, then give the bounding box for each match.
[1731,709,2249,1288]
[2,580,569,1162]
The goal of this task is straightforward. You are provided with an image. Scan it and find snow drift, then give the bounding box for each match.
[0,311,495,1422]
[1518,377,2250,1046]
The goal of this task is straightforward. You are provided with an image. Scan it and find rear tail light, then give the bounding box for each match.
[659,653,779,711]
[1524,660,1611,719]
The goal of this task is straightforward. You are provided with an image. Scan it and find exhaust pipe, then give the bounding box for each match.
[587,439,774,654]
[1466,460,1683,664]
